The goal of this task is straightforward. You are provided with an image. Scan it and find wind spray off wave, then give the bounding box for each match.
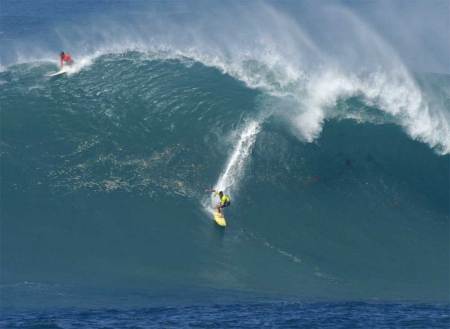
[1,0,449,305]
[2,1,449,153]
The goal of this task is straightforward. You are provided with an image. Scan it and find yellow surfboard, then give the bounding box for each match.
[213,210,227,227]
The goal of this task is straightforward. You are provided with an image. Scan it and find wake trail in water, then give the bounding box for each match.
[202,120,261,213]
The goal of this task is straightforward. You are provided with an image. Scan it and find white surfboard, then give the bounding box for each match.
[47,68,67,77]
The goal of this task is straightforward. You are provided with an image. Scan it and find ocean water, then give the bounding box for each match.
[2,302,449,329]
[1,0,449,327]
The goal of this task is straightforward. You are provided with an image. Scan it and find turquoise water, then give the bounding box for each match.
[1,52,448,304]
[1,0,449,326]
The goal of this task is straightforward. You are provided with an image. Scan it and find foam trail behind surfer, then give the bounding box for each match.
[1,0,449,313]
[204,120,261,212]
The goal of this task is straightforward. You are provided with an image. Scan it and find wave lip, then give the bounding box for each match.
[1,1,449,305]
[2,1,449,153]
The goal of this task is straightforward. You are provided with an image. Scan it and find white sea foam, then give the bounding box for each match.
[202,120,260,212]
[63,54,97,75]
[137,5,448,153]
[4,2,448,153]
[215,120,261,194]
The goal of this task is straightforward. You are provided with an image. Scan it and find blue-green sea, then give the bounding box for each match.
[1,1,449,328]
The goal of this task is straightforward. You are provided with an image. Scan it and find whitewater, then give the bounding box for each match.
[1,2,449,325]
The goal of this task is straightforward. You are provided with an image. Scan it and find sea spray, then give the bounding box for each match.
[3,2,449,152]
[204,120,261,212]
[1,1,449,304]
[1,47,448,303]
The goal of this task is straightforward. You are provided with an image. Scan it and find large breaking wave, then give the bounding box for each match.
[1,1,449,306]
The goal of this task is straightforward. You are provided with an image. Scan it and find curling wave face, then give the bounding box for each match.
[1,54,449,305]
[2,2,450,154]
[1,1,449,307]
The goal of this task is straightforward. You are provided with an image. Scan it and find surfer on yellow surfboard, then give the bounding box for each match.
[206,189,231,227]
[207,189,231,214]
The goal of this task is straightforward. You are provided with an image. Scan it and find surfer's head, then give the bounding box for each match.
[60,51,65,57]
[219,191,223,197]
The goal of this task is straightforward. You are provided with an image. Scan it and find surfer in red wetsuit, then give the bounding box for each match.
[60,51,73,68]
